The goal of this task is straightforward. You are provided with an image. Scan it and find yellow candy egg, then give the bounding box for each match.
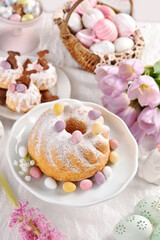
[53,103,64,116]
[109,151,119,163]
[17,0,29,5]
[91,123,102,135]
[21,14,34,22]
[62,182,76,193]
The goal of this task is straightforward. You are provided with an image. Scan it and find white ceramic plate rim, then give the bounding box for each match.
[6,99,138,207]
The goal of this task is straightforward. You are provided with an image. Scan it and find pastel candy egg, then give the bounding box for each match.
[32,6,41,17]
[134,195,160,227]
[109,151,119,163]
[94,172,105,184]
[9,83,16,93]
[0,6,6,15]
[66,12,82,33]
[53,103,64,116]
[19,146,27,158]
[71,130,82,144]
[54,120,66,133]
[113,215,152,240]
[109,139,119,150]
[30,166,43,179]
[63,182,76,193]
[114,13,136,37]
[1,60,11,70]
[80,179,93,190]
[10,13,21,22]
[16,83,27,93]
[76,29,96,48]
[96,5,116,21]
[94,19,118,42]
[82,8,104,29]
[88,109,101,120]
[33,63,43,72]
[70,0,97,15]
[44,177,57,189]
[21,13,34,22]
[102,166,112,178]
[114,37,134,53]
[23,4,33,14]
[90,40,115,54]
[151,226,160,240]
[2,7,12,19]
[91,123,102,135]
[17,0,29,5]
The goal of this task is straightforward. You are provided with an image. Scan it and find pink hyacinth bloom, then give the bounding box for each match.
[137,107,160,135]
[95,65,119,82]
[98,74,128,97]
[102,92,130,114]
[130,121,145,143]
[9,201,66,240]
[119,59,144,81]
[117,106,141,128]
[128,75,160,108]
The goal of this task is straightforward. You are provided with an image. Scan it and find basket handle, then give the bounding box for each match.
[64,0,133,29]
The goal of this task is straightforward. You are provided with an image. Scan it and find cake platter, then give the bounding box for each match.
[6,99,138,207]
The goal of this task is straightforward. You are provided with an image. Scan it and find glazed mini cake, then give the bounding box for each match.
[6,73,41,113]
[0,51,23,89]
[24,50,57,91]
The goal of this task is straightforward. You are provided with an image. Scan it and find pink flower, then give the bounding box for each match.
[128,75,160,108]
[117,106,141,128]
[119,59,144,81]
[102,92,130,113]
[130,121,145,143]
[95,65,119,82]
[137,107,160,135]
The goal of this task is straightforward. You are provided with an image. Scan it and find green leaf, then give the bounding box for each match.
[153,61,160,73]
[154,78,160,88]
[144,65,154,76]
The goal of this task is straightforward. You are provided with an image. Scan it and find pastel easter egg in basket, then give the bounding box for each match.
[113,215,152,240]
[76,29,96,48]
[82,8,104,29]
[90,40,115,55]
[114,37,134,53]
[67,11,82,33]
[96,5,116,21]
[134,195,160,227]
[70,0,97,15]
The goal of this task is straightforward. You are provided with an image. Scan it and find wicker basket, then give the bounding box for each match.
[54,0,145,74]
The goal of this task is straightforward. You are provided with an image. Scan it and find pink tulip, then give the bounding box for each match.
[137,107,160,135]
[119,59,144,81]
[117,106,141,128]
[102,92,130,114]
[128,75,160,108]
[95,65,119,82]
[130,121,145,143]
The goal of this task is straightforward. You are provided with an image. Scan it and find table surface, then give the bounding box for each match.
[1,12,160,240]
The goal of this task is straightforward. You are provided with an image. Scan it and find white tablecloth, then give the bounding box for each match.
[1,13,160,240]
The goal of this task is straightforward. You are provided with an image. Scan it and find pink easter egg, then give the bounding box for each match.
[9,83,16,93]
[16,83,27,93]
[10,13,21,22]
[96,5,116,21]
[1,60,11,70]
[70,0,97,15]
[54,120,66,133]
[88,109,101,120]
[94,19,118,42]
[76,29,96,48]
[30,166,43,179]
[94,172,105,184]
[114,13,136,37]
[71,130,82,144]
[33,63,43,72]
[109,139,119,150]
[80,179,93,190]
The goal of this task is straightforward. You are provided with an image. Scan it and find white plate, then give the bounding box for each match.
[6,99,138,207]
[0,66,71,120]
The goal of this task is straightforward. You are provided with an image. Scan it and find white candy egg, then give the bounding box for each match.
[32,6,41,17]
[102,166,112,178]
[23,4,34,14]
[44,177,57,190]
[90,40,115,55]
[113,215,152,240]
[25,176,31,182]
[134,195,160,227]
[114,13,136,37]
[2,7,12,19]
[151,226,160,240]
[82,8,104,29]
[0,121,4,138]
[19,146,27,158]
[0,6,6,15]
[114,37,134,53]
[67,12,82,33]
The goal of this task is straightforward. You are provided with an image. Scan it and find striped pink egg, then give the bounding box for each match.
[96,5,116,21]
[70,0,97,15]
[94,19,118,42]
[76,29,96,48]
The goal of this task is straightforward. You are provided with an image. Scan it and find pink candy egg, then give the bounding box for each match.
[1,60,11,70]
[94,19,118,41]
[114,13,136,37]
[88,109,101,120]
[96,5,116,21]
[9,83,16,93]
[10,13,21,22]
[16,83,27,93]
[54,120,66,133]
[33,63,43,72]
[30,166,43,179]
[82,8,104,29]
[109,139,119,150]
[76,29,96,48]
[70,0,97,15]
[71,130,83,144]
[80,179,93,190]
[94,172,105,184]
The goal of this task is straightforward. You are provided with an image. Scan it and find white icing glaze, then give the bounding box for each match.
[30,101,110,170]
[6,81,41,113]
[26,61,57,90]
